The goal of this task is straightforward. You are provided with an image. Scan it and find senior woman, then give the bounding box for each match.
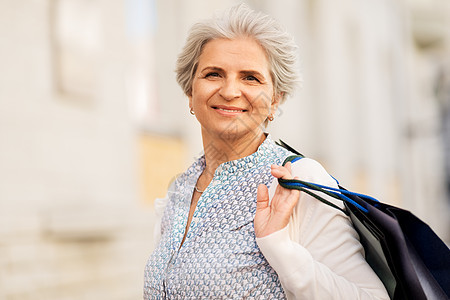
[144,4,389,300]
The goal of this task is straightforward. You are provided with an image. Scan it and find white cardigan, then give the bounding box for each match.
[153,157,389,300]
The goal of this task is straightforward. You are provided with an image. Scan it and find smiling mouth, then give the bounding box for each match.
[213,106,247,112]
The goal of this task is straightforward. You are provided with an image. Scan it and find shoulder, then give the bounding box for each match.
[267,156,340,207]
[268,155,347,239]
[269,139,335,185]
[289,157,338,188]
[154,157,199,216]
[288,157,345,212]
[154,178,178,217]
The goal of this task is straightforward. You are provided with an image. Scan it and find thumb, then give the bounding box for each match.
[256,184,269,210]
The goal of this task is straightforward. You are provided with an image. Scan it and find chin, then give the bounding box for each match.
[211,125,262,142]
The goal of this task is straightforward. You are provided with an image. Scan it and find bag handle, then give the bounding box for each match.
[278,155,379,215]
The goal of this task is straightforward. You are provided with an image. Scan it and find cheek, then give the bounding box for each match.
[247,89,273,114]
[191,81,219,105]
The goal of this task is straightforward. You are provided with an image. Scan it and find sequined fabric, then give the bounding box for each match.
[144,136,291,299]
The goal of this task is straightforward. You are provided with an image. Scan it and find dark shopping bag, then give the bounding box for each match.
[276,144,450,300]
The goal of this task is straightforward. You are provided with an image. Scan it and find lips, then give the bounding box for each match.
[216,107,244,112]
[212,105,247,112]
[212,105,247,117]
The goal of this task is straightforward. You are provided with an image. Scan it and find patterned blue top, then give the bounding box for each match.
[144,136,292,299]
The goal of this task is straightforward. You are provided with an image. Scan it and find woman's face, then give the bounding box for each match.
[189,37,279,143]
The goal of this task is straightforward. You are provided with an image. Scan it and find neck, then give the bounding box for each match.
[200,128,267,178]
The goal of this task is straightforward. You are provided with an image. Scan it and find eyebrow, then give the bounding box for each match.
[200,66,267,80]
[200,66,223,73]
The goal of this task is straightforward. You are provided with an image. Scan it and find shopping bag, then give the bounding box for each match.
[276,146,450,300]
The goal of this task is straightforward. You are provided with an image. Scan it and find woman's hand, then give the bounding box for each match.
[254,162,300,238]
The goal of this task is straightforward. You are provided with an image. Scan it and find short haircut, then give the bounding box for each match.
[176,3,300,103]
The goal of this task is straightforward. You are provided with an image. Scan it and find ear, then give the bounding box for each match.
[271,92,283,113]
[188,94,193,110]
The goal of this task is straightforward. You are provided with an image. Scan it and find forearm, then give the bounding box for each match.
[257,226,389,300]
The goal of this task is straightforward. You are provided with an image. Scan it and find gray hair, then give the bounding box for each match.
[176,3,300,103]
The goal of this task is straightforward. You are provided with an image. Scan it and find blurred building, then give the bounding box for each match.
[0,1,155,299]
[0,0,449,299]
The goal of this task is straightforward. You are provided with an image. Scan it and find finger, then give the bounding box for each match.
[271,164,293,180]
[282,177,301,207]
[285,161,292,173]
[288,176,301,205]
[286,189,300,210]
[272,174,301,203]
[256,184,269,210]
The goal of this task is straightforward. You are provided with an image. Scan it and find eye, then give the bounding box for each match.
[244,75,260,83]
[205,72,220,78]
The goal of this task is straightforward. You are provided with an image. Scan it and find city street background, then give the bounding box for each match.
[0,0,449,299]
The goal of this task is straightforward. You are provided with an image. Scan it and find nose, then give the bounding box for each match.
[219,78,241,101]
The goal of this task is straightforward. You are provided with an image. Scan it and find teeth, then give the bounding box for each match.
[217,108,243,112]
